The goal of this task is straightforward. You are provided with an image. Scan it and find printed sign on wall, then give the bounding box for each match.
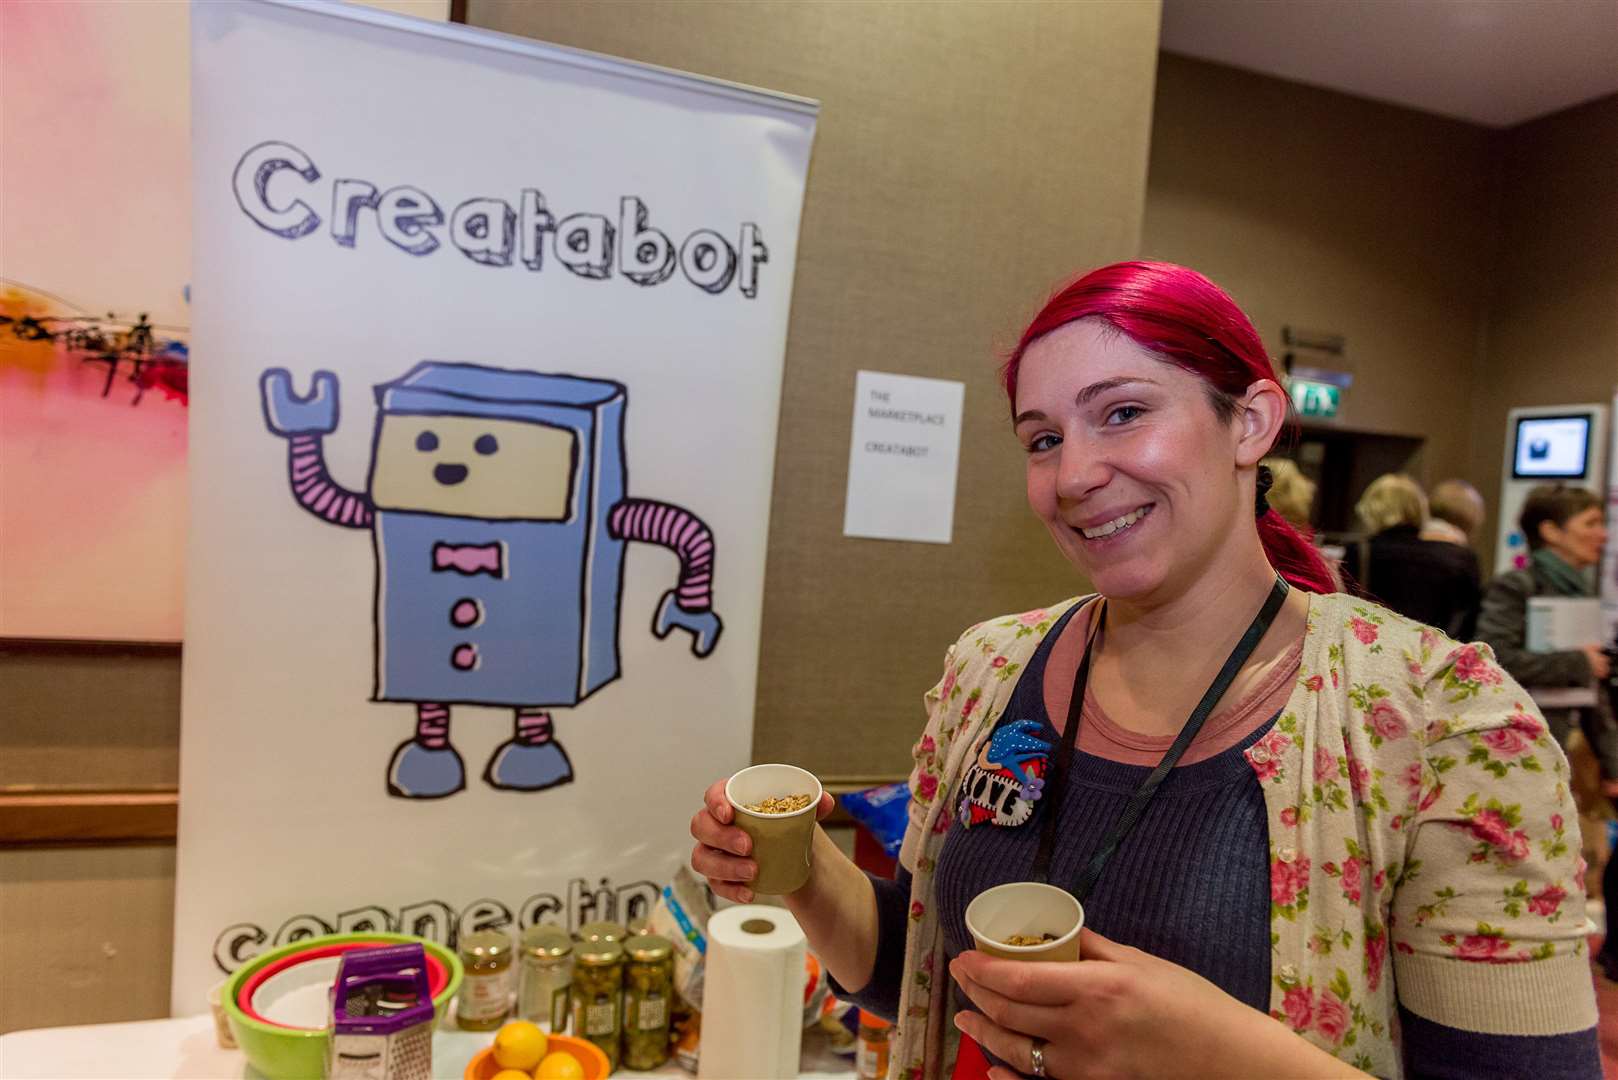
[843,370,966,544]
[176,0,816,1011]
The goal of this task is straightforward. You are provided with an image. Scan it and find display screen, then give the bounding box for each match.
[1512,415,1591,479]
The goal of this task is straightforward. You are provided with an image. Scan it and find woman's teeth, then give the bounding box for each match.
[1081,506,1150,540]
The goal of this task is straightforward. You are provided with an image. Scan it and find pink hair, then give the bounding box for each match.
[1002,260,1337,594]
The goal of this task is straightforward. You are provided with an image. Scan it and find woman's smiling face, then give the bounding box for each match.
[1013,319,1260,602]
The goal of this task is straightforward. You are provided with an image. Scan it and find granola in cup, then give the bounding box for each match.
[725,763,822,894]
[964,881,1083,962]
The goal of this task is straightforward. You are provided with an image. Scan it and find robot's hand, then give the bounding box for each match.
[261,368,340,436]
[654,590,723,658]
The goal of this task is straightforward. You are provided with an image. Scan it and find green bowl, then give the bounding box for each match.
[222,932,463,1080]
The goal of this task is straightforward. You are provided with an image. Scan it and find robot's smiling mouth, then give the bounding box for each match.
[434,463,470,486]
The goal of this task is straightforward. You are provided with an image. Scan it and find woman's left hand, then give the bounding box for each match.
[950,928,1362,1080]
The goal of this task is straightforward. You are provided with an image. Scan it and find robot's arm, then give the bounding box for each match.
[608,498,722,657]
[259,368,374,529]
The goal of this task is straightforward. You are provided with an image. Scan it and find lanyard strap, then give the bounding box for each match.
[1029,576,1291,901]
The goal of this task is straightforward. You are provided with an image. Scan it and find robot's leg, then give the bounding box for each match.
[386,702,466,799]
[484,707,574,792]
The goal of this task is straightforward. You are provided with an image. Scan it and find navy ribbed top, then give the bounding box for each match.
[833,603,1602,1079]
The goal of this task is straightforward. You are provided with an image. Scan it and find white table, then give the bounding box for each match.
[0,1014,856,1079]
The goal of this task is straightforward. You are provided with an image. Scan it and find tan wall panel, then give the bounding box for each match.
[1469,96,1618,568]
[466,0,1163,778]
[1141,55,1497,489]
[0,845,176,1034]
[0,644,181,790]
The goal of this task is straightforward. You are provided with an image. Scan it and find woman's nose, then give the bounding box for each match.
[1055,436,1108,500]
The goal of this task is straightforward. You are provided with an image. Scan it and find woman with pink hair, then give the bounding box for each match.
[693,262,1596,1078]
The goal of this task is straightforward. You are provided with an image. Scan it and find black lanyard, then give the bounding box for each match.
[1028,576,1291,901]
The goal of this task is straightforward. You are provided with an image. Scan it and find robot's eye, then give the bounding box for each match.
[415,431,439,452]
[474,434,499,456]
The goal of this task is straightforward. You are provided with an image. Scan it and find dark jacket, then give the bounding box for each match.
[1476,563,1618,777]
[1342,525,1481,640]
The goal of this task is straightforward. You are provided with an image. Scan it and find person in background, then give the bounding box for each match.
[1343,474,1481,639]
[1421,478,1487,549]
[1263,457,1345,590]
[1475,483,1618,978]
[1260,457,1316,534]
[692,262,1598,1079]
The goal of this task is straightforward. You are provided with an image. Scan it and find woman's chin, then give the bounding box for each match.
[1083,563,1166,602]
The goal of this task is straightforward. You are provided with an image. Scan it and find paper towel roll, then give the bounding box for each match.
[699,905,807,1080]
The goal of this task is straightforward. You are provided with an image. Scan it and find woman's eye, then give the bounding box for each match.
[1106,405,1143,425]
[1027,433,1060,453]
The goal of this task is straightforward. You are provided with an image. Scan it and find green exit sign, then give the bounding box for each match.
[1290,379,1340,419]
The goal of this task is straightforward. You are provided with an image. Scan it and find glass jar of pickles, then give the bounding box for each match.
[572,940,625,1070]
[519,925,574,1034]
[622,934,674,1070]
[456,930,513,1031]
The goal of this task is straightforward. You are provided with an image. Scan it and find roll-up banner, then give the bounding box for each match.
[177,0,817,1011]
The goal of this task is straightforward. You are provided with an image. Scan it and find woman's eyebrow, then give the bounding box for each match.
[1075,376,1157,405]
[1014,376,1160,424]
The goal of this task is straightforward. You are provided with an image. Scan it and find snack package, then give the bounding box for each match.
[648,865,715,1008]
[802,952,829,1029]
[840,782,909,858]
[672,1008,701,1073]
[817,994,858,1057]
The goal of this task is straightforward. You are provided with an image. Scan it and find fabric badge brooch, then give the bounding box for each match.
[957,718,1053,828]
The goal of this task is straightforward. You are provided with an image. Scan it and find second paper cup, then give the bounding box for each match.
[964,881,1084,962]
[726,764,822,895]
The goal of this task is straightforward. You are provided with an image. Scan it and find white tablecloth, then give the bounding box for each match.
[0,1014,856,1080]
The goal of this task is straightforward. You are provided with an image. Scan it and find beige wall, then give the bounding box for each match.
[1141,54,1498,488]
[1468,96,1618,567]
[466,0,1165,779]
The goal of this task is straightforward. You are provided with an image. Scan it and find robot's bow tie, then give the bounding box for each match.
[433,542,504,578]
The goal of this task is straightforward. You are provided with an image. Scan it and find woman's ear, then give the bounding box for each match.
[1233,380,1288,468]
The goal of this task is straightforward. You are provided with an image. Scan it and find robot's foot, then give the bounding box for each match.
[483,739,574,792]
[386,739,466,799]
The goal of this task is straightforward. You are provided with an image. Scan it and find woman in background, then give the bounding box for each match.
[1345,474,1480,639]
[692,262,1598,1079]
[1477,483,1618,979]
[1260,457,1316,534]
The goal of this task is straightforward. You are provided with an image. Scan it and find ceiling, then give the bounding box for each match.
[1159,0,1618,128]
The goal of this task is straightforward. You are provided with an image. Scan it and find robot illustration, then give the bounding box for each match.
[958,719,1052,828]
[259,361,723,799]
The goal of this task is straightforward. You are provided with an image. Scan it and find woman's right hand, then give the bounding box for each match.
[1581,645,1611,681]
[690,778,837,903]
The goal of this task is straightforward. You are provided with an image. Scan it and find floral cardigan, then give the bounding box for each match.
[891,591,1597,1079]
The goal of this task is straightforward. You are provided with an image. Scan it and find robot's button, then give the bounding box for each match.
[1507,532,1523,547]
[451,643,479,671]
[450,599,482,628]
[1513,554,1529,570]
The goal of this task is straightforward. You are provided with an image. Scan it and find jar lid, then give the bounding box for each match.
[459,930,512,960]
[626,917,650,936]
[625,934,673,963]
[521,925,574,959]
[576,921,627,944]
[577,940,625,966]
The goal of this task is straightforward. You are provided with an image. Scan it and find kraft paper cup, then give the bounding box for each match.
[964,881,1084,962]
[726,763,822,895]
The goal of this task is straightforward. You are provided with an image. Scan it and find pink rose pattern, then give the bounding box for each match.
[894,597,1582,1080]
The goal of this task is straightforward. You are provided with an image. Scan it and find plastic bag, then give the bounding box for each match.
[840,782,910,858]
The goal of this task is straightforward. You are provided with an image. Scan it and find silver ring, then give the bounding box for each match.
[1030,1036,1047,1078]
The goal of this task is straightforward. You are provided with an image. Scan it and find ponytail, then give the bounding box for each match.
[1257,509,1337,593]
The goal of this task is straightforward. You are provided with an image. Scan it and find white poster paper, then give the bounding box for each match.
[842,371,965,544]
[176,0,816,1012]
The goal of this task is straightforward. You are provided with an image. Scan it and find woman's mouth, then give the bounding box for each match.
[1077,504,1154,542]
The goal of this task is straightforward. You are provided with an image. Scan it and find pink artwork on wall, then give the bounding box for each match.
[0,285,188,640]
[1,1,191,641]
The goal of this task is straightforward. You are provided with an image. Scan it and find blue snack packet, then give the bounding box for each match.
[840,782,910,858]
